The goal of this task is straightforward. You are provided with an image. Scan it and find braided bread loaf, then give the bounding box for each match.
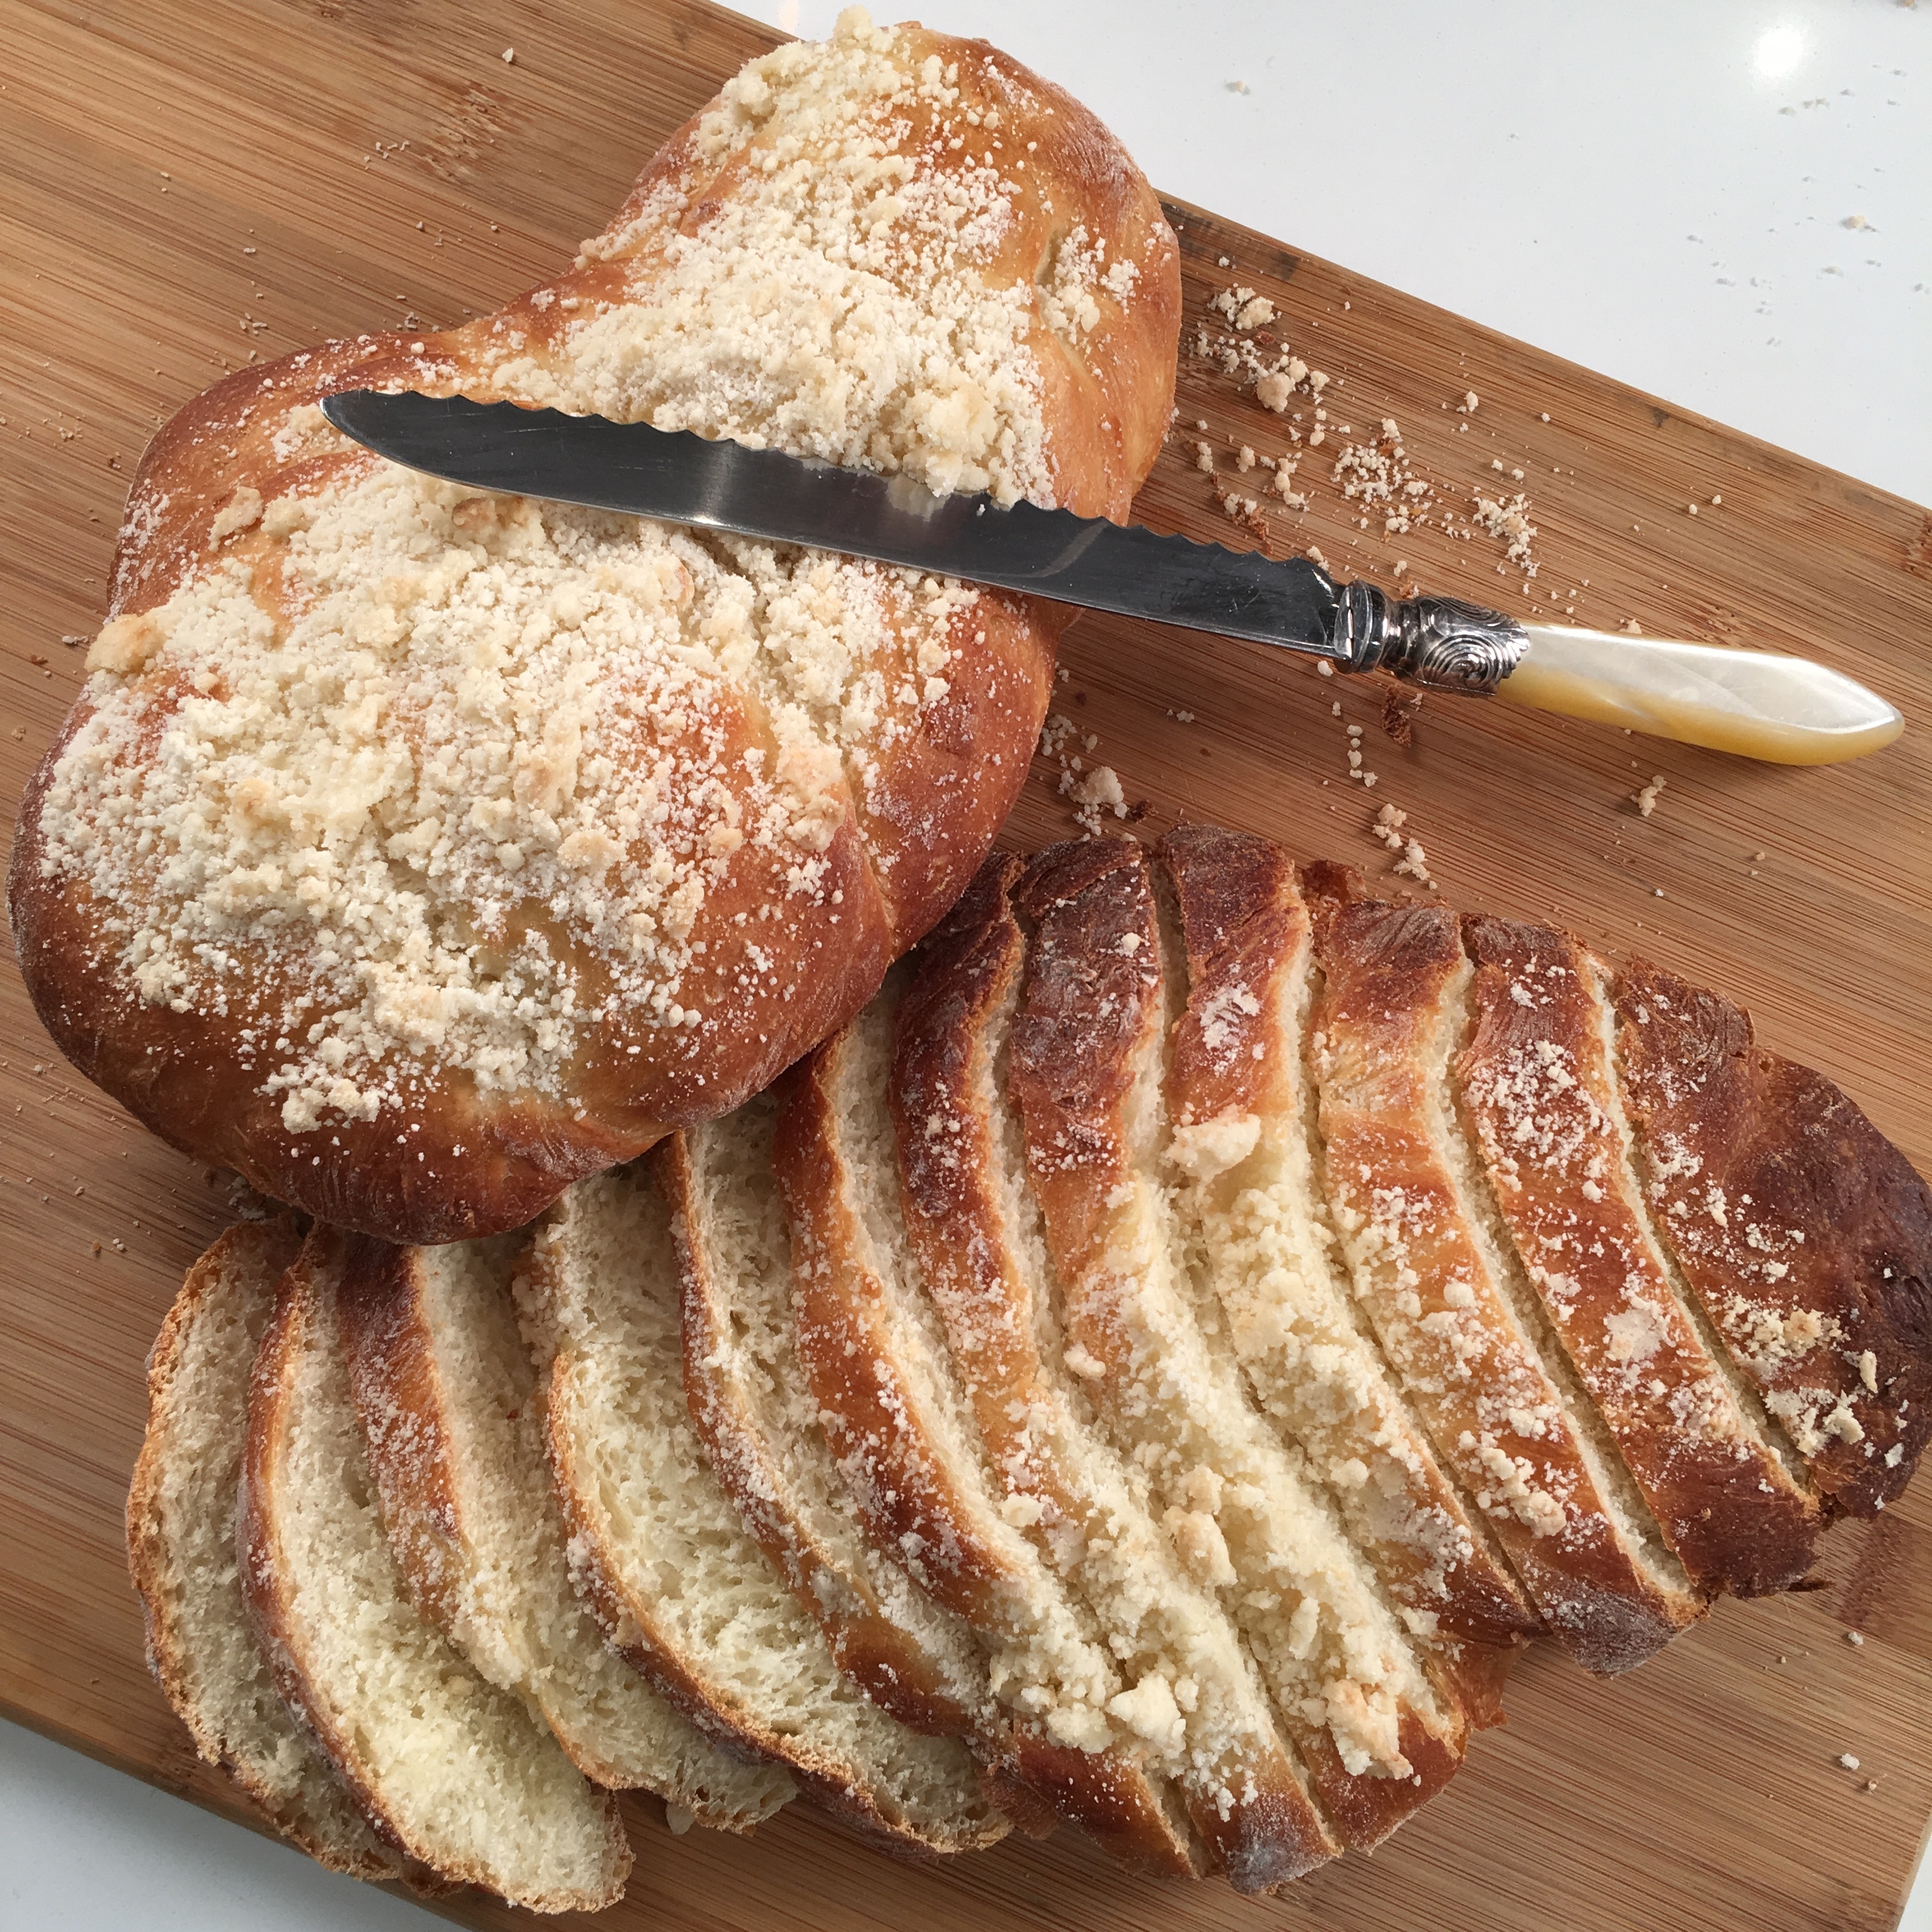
[132,827,1932,1903]
[12,10,1179,1245]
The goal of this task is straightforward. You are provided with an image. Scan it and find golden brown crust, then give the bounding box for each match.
[663,1128,979,1738]
[126,1218,410,1881]
[1300,884,1701,1675]
[1459,916,1819,1596]
[1009,838,1436,1859]
[11,20,1177,1246]
[1156,824,1533,1724]
[1609,962,1932,1516]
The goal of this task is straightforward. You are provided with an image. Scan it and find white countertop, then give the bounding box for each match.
[5,2,1926,1927]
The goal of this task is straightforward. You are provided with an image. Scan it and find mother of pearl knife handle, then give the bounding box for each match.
[1337,585,1903,766]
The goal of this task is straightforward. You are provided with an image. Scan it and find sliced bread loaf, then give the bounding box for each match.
[334,1229,794,1829]
[238,1227,631,1910]
[882,862,1340,1889]
[523,1159,1011,1857]
[1009,838,1467,1852]
[127,1218,408,1883]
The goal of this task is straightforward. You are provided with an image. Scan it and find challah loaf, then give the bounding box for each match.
[11,8,1179,1246]
[332,1230,795,1828]
[238,1229,632,1909]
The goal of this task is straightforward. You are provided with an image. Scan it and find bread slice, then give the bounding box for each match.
[1458,914,1819,1595]
[126,1218,408,1882]
[1009,839,1466,1853]
[778,998,1218,1878]
[1608,959,1932,1515]
[664,1103,990,1748]
[522,1158,1011,1857]
[1301,863,1703,1673]
[238,1227,631,1910]
[1156,826,1536,1721]
[883,859,1342,1889]
[334,1230,795,1830]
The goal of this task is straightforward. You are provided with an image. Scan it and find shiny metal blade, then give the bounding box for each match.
[320,390,1347,660]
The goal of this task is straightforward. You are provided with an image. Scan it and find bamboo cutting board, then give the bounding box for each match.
[3,3,1931,1928]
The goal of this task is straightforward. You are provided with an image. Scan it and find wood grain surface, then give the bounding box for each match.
[3,3,1930,1928]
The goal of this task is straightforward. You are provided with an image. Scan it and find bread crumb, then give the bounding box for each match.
[1195,441,1215,472]
[1634,775,1666,818]
[502,45,515,63]
[1471,491,1538,575]
[1839,1752,1861,1771]
[1457,390,1479,413]
[1846,1630,1865,1646]
[1064,762,1128,837]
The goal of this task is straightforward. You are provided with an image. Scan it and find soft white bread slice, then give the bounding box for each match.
[1009,839,1465,1853]
[1457,914,1818,1595]
[778,1002,1212,1878]
[334,1230,795,1830]
[126,1219,408,1883]
[238,1227,631,1910]
[884,862,1340,1890]
[1300,865,1703,1673]
[664,1103,991,1747]
[1156,827,1537,1722]
[522,1158,1011,1857]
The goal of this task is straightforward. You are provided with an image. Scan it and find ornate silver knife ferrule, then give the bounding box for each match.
[1334,581,1530,695]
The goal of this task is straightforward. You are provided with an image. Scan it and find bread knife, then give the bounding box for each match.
[320,391,1903,766]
